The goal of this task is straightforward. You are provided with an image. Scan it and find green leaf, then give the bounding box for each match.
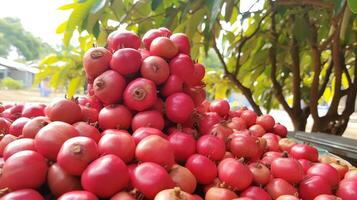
[67,77,82,98]
[56,21,68,34]
[332,0,346,14]
[348,0,357,13]
[293,16,311,43]
[64,0,96,46]
[151,0,162,11]
[58,3,77,10]
[225,0,234,22]
[86,0,107,34]
[207,0,224,30]
[111,0,127,20]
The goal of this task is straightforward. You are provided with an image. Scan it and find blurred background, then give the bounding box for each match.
[0,0,357,138]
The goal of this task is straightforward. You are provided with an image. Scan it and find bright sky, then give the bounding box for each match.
[0,0,72,46]
[0,0,263,47]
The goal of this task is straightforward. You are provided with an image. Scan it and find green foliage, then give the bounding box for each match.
[0,77,23,90]
[0,17,54,60]
[348,0,357,13]
[36,34,95,98]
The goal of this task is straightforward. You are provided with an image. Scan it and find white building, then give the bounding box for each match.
[0,57,38,88]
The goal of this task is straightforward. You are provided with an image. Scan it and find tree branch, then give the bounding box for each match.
[317,59,333,99]
[212,34,262,115]
[289,17,302,112]
[342,45,357,118]
[327,12,344,116]
[269,5,292,114]
[308,14,322,121]
[277,0,334,9]
[234,11,271,76]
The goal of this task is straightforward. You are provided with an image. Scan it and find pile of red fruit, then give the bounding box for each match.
[0,27,356,200]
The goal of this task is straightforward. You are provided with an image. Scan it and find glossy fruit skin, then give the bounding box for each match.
[34,121,79,160]
[154,188,196,200]
[299,176,332,200]
[46,99,82,124]
[98,104,132,130]
[158,27,172,37]
[307,163,340,187]
[9,117,30,136]
[93,70,126,105]
[271,158,305,184]
[272,123,288,138]
[0,189,44,200]
[218,158,253,191]
[77,96,103,111]
[344,169,357,180]
[110,191,136,200]
[240,186,272,200]
[248,162,271,185]
[0,118,11,134]
[136,135,175,170]
[247,124,264,138]
[47,163,82,197]
[209,100,230,117]
[58,191,99,200]
[132,162,175,199]
[205,187,238,200]
[170,33,190,55]
[0,150,48,190]
[22,116,50,138]
[124,78,157,111]
[336,179,357,200]
[73,122,101,143]
[83,47,111,82]
[265,178,298,199]
[57,136,99,176]
[279,138,297,152]
[142,29,167,49]
[21,104,45,118]
[150,37,178,59]
[110,48,142,75]
[275,195,300,200]
[186,154,217,184]
[141,56,170,85]
[299,159,313,173]
[256,114,275,131]
[240,110,257,127]
[290,144,319,162]
[107,30,141,52]
[229,134,259,159]
[98,132,135,163]
[3,138,36,160]
[208,123,233,141]
[166,92,195,123]
[132,110,164,131]
[81,154,129,198]
[169,165,197,194]
[168,131,196,163]
[80,105,98,123]
[313,194,342,200]
[196,135,225,161]
[169,54,195,84]
[0,136,17,157]
[160,75,184,97]
[199,112,222,135]
[132,127,166,144]
[227,117,247,131]
[330,162,348,179]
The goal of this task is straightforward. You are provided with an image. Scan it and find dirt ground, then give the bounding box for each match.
[1,89,357,140]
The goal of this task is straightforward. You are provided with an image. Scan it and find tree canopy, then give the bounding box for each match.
[38,0,357,135]
[0,17,53,61]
